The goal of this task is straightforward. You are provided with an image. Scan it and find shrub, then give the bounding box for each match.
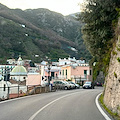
[114,72,117,78]
[117,57,120,62]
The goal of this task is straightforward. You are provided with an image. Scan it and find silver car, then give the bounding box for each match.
[53,80,71,90]
[67,81,76,89]
[68,81,80,89]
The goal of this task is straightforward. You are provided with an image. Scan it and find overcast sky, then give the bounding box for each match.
[0,0,84,15]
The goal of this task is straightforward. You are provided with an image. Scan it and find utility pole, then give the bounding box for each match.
[4,66,10,99]
[48,64,51,85]
[47,59,52,91]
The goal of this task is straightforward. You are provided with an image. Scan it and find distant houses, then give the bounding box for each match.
[1,56,93,85]
[0,56,93,99]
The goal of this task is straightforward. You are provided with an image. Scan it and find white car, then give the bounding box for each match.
[66,81,75,89]
[83,81,94,89]
[68,81,80,89]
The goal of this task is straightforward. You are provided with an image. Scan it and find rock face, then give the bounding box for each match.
[104,35,120,116]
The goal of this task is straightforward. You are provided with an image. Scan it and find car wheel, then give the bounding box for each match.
[64,86,68,90]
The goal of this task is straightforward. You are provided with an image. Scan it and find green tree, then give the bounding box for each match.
[78,0,120,79]
[80,0,119,57]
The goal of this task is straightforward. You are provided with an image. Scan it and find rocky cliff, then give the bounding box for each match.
[103,20,120,116]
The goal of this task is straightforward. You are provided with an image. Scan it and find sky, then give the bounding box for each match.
[0,0,84,15]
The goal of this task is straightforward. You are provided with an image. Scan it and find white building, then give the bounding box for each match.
[10,56,27,81]
[0,65,15,77]
[58,57,76,66]
[0,75,11,99]
[58,57,86,66]
[7,59,16,65]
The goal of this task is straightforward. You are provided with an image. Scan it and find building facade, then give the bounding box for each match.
[10,56,27,82]
[61,64,92,83]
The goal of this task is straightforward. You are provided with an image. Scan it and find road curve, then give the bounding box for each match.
[0,87,105,120]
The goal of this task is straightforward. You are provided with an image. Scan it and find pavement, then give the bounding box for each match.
[0,87,114,120]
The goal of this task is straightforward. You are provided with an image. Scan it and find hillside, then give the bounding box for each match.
[0,3,91,63]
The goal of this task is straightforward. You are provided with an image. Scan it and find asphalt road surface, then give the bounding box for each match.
[0,87,106,120]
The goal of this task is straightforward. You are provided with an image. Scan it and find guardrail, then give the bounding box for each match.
[0,85,56,101]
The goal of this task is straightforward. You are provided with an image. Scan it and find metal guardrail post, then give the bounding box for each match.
[7,87,10,99]
[40,86,41,93]
[34,86,36,94]
[18,85,19,97]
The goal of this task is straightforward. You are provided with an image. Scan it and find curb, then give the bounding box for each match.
[95,93,112,120]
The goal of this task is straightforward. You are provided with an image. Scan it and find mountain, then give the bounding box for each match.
[0,3,91,63]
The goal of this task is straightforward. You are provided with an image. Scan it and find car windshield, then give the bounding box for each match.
[85,82,91,84]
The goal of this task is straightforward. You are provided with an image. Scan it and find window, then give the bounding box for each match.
[59,81,62,84]
[66,69,67,76]
[84,70,87,75]
[66,69,67,78]
[90,70,92,75]
[62,70,64,75]
[56,73,58,78]
[56,81,59,84]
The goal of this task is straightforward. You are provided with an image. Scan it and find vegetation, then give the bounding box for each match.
[114,72,117,78]
[0,3,92,63]
[112,50,117,55]
[78,0,120,80]
[99,94,120,120]
[117,46,120,51]
[117,57,120,62]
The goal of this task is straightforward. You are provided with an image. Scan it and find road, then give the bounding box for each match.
[0,87,106,120]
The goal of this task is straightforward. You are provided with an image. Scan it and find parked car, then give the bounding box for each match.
[65,81,75,89]
[96,81,103,86]
[74,83,80,89]
[68,81,80,89]
[83,81,94,89]
[53,80,71,90]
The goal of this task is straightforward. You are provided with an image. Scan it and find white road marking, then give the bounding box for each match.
[28,92,79,120]
[95,93,111,120]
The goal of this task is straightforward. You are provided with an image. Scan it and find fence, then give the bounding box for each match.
[0,85,56,101]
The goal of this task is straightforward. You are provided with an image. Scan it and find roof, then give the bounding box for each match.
[10,66,27,76]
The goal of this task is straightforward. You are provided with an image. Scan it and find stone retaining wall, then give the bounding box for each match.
[104,35,120,116]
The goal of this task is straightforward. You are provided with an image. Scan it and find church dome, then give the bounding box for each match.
[10,66,27,76]
[10,55,27,76]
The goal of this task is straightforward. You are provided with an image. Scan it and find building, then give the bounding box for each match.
[27,67,39,73]
[52,57,85,66]
[0,65,15,79]
[10,56,27,82]
[26,73,41,86]
[7,59,16,65]
[61,64,92,84]
[44,66,61,80]
[58,57,76,66]
[0,75,11,99]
